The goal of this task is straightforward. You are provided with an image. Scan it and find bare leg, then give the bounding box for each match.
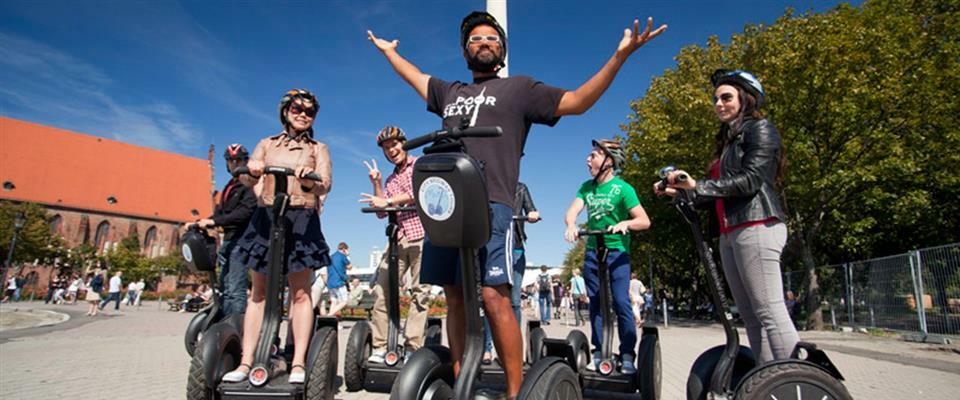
[484,285,522,398]
[288,269,314,369]
[234,271,267,373]
[444,285,465,377]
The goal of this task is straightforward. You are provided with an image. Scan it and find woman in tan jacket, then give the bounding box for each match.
[222,89,333,384]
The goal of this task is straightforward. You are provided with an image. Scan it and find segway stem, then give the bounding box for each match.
[454,247,483,400]
[361,206,417,362]
[673,190,739,396]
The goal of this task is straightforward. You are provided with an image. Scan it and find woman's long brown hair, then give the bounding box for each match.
[710,86,787,185]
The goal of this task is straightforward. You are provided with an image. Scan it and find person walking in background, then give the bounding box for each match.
[536,266,552,325]
[67,274,82,304]
[325,242,353,317]
[125,280,138,306]
[98,271,123,312]
[134,278,146,306]
[85,270,104,316]
[570,268,587,326]
[629,272,647,326]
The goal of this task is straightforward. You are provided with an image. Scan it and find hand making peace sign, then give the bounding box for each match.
[363,159,382,184]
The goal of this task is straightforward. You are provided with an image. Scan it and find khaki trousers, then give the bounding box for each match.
[370,237,430,350]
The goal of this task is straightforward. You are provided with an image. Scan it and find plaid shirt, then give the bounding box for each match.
[379,156,424,241]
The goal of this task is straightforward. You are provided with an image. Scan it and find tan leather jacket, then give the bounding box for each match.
[241,131,332,208]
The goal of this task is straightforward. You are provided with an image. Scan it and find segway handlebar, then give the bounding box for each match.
[656,165,689,192]
[512,215,542,222]
[577,229,627,237]
[231,166,322,182]
[402,126,503,151]
[361,206,418,213]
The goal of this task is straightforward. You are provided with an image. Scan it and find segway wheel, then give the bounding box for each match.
[306,326,338,400]
[184,308,210,356]
[186,335,240,400]
[524,362,582,400]
[687,345,755,400]
[425,323,443,346]
[735,362,852,400]
[389,346,454,400]
[528,327,546,364]
[564,330,590,373]
[344,321,372,391]
[637,333,661,400]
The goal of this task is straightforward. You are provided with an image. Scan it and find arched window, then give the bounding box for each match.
[143,226,158,249]
[49,214,63,235]
[94,221,110,251]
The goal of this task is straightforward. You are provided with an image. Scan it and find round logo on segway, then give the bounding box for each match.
[249,366,269,386]
[418,177,455,221]
[180,244,193,263]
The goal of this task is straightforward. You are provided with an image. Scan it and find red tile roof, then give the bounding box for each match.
[0,117,213,223]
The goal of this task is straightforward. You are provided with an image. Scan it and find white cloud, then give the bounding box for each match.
[0,32,204,153]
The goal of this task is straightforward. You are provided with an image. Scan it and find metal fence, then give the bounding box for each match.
[783,243,960,336]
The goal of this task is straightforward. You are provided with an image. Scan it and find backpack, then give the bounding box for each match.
[538,273,551,292]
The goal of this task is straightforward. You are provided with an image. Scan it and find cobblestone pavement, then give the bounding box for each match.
[1,302,958,399]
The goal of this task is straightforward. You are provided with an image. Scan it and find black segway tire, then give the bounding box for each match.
[637,333,661,400]
[184,308,210,357]
[523,361,583,400]
[687,345,755,400]
[389,346,453,400]
[425,323,442,346]
[344,320,372,391]
[186,344,212,400]
[565,330,590,373]
[186,333,241,400]
[528,327,546,364]
[306,326,338,400]
[735,361,852,400]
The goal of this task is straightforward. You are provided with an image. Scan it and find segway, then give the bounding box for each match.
[344,205,444,392]
[389,125,582,400]
[186,166,339,400]
[658,167,852,400]
[181,226,230,357]
[531,229,662,399]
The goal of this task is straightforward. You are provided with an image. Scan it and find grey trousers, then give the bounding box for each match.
[719,221,799,363]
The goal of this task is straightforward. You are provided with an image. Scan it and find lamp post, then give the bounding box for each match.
[2,212,27,291]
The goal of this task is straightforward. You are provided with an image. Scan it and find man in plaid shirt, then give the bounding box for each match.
[360,125,430,363]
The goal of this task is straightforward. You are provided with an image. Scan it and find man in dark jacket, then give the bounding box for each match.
[191,144,257,316]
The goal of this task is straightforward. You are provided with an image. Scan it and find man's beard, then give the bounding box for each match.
[466,48,502,72]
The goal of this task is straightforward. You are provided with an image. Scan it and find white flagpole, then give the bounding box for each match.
[486,0,508,77]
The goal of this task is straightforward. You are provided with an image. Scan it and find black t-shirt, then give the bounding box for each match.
[427,76,565,205]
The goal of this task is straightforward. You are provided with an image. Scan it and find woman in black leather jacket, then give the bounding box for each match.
[654,69,798,363]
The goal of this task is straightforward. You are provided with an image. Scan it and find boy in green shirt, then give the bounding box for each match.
[564,138,651,373]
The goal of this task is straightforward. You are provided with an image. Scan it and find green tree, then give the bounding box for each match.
[0,201,61,268]
[622,0,960,328]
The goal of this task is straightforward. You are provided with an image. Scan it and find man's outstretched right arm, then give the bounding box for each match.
[367,30,430,101]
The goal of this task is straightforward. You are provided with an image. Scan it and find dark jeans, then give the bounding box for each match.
[583,249,637,357]
[219,237,248,316]
[99,292,121,310]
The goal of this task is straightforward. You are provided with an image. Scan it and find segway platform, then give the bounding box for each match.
[218,375,303,400]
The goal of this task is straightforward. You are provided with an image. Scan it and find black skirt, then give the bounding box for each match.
[231,207,331,275]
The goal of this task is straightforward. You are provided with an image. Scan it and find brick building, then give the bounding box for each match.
[1,117,213,291]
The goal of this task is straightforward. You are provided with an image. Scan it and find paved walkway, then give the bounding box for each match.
[1,302,957,399]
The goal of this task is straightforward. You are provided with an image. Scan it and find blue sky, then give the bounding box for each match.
[1,0,851,268]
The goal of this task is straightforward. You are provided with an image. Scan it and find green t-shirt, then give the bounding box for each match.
[576,176,641,251]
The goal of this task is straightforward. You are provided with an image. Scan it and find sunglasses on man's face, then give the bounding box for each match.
[468,35,500,44]
[288,104,317,118]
